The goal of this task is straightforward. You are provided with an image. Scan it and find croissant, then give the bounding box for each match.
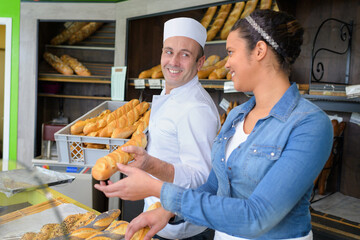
[92,132,148,180]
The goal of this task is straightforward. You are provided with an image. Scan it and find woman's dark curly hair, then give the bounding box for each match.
[231,9,304,76]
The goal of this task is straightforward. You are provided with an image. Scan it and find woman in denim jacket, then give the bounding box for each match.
[96,9,333,240]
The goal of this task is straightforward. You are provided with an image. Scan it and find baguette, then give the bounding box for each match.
[60,54,91,76]
[200,6,218,29]
[151,70,164,79]
[138,64,161,79]
[58,209,120,239]
[101,99,140,129]
[68,22,104,45]
[50,22,88,45]
[240,0,259,18]
[198,56,228,79]
[208,65,230,80]
[43,52,74,75]
[202,55,220,68]
[92,132,147,180]
[260,0,272,9]
[111,125,137,139]
[83,110,112,135]
[206,4,232,41]
[99,102,149,138]
[220,2,245,40]
[226,71,232,80]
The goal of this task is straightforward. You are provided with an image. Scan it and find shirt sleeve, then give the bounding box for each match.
[161,111,333,238]
[172,106,219,189]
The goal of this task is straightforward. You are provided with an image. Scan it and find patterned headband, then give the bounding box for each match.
[245,16,279,50]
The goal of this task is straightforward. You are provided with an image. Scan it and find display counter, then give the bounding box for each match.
[0,187,99,239]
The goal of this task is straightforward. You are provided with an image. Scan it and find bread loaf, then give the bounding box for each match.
[68,22,104,45]
[111,125,137,139]
[206,4,232,41]
[104,99,140,125]
[50,22,88,45]
[200,6,217,29]
[198,56,228,79]
[92,132,147,180]
[240,0,259,18]
[260,0,272,9]
[99,101,149,138]
[151,70,164,79]
[202,55,220,68]
[208,65,230,80]
[226,71,232,80]
[43,52,74,75]
[82,110,112,135]
[220,2,245,40]
[138,64,161,79]
[60,54,91,76]
[60,209,120,239]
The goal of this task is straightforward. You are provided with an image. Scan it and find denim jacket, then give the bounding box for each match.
[161,83,333,239]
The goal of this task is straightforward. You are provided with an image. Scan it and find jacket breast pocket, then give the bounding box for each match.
[244,145,283,184]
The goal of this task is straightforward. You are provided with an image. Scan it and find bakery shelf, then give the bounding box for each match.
[45,44,115,51]
[38,94,111,100]
[38,77,111,84]
[128,78,230,90]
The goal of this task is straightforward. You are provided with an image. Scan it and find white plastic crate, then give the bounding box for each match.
[55,101,130,166]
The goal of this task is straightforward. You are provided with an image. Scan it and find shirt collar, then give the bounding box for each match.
[231,82,300,122]
[161,75,199,96]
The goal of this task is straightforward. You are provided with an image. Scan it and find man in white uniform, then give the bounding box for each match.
[96,17,220,239]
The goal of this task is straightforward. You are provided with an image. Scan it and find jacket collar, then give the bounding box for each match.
[161,75,199,96]
[232,82,300,122]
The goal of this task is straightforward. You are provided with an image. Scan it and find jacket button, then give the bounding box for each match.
[253,149,257,153]
[224,137,227,140]
[221,158,225,162]
[271,152,275,156]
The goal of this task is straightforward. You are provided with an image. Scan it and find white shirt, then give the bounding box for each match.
[145,76,220,239]
[215,121,312,240]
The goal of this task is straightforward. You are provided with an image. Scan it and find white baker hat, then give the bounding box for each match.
[163,17,207,48]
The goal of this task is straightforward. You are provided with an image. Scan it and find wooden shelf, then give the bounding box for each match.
[38,93,111,100]
[39,76,111,84]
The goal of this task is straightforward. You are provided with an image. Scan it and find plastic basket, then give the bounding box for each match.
[54,101,130,166]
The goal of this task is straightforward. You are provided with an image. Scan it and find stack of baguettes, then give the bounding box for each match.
[43,52,91,76]
[200,0,274,42]
[69,99,150,180]
[21,202,161,240]
[70,99,150,141]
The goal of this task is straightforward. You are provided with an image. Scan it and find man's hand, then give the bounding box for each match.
[122,145,152,171]
[122,145,175,183]
[93,163,163,200]
[125,208,174,240]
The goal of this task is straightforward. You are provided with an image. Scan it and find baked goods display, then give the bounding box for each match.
[50,21,104,46]
[206,4,232,41]
[43,52,91,76]
[68,22,105,45]
[92,132,148,180]
[220,2,245,40]
[138,64,162,79]
[200,1,277,42]
[60,54,91,76]
[198,55,228,80]
[220,101,238,127]
[70,99,150,152]
[43,52,74,76]
[20,202,161,240]
[50,22,89,45]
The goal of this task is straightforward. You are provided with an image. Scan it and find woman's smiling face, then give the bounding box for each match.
[225,31,257,93]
